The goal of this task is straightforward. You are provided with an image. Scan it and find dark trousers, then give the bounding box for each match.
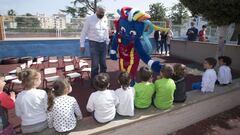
[89,40,107,80]
[155,39,160,53]
[160,39,167,54]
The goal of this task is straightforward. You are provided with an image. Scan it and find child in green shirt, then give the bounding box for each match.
[154,64,176,110]
[134,67,155,109]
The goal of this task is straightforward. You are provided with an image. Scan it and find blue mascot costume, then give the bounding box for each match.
[110,7,169,84]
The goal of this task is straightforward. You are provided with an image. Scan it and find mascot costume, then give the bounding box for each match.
[110,7,169,84]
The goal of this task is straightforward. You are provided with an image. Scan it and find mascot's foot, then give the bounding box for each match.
[130,80,136,87]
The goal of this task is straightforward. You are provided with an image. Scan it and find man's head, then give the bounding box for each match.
[191,22,195,27]
[96,6,106,19]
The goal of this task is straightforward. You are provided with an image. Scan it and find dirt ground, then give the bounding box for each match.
[170,106,240,135]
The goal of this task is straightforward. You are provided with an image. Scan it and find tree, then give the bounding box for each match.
[61,0,101,18]
[148,3,167,21]
[15,13,40,28]
[7,9,16,16]
[180,0,240,56]
[169,3,190,24]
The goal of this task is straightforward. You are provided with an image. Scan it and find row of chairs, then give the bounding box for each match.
[32,56,80,69]
[4,57,91,91]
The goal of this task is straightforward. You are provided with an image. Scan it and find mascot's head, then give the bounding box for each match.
[115,7,151,46]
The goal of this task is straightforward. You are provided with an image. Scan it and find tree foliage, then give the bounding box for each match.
[61,0,101,18]
[15,14,40,28]
[180,0,240,26]
[7,9,16,16]
[148,3,166,21]
[169,3,190,24]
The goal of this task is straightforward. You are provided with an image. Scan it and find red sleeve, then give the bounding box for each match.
[199,30,203,37]
[0,92,15,109]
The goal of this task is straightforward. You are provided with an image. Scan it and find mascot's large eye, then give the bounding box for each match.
[121,27,126,32]
[130,30,136,35]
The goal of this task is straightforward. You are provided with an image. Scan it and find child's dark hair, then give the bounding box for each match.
[174,64,186,78]
[205,57,217,68]
[118,72,131,90]
[202,25,207,28]
[47,78,71,111]
[139,66,152,82]
[93,73,110,91]
[161,64,174,79]
[218,56,232,66]
[17,68,40,89]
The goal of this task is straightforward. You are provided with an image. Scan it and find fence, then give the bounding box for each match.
[2,15,220,42]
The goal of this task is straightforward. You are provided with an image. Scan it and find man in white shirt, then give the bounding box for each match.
[80,6,110,81]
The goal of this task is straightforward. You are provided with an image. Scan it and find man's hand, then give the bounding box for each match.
[80,47,85,52]
[10,91,16,101]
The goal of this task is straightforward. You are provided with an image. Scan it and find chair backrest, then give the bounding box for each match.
[79,59,86,63]
[27,59,33,68]
[65,65,75,72]
[49,56,58,60]
[63,56,72,62]
[44,67,57,75]
[79,62,89,68]
[20,63,26,69]
[37,57,44,63]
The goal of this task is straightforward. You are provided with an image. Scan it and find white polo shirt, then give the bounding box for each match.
[86,90,119,123]
[15,88,48,126]
[115,87,135,116]
[218,65,232,85]
[80,14,110,47]
[201,69,217,92]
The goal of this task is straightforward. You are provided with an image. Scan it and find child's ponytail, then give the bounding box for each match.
[47,88,55,111]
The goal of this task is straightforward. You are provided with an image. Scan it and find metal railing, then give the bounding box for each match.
[3,15,220,42]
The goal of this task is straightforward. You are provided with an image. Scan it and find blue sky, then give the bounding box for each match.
[0,0,178,16]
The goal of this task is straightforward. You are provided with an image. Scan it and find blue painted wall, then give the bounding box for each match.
[0,38,158,58]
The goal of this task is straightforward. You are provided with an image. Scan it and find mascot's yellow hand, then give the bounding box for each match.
[153,25,170,33]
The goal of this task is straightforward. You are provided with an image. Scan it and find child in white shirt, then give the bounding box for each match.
[217,56,232,85]
[15,69,48,134]
[192,57,217,92]
[47,78,82,132]
[86,73,119,123]
[115,72,135,116]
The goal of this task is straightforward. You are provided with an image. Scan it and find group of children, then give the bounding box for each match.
[0,69,82,135]
[87,64,186,123]
[0,55,232,134]
[192,56,232,92]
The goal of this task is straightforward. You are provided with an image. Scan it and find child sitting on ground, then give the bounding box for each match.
[0,73,16,135]
[217,56,232,85]
[115,72,135,117]
[173,64,187,103]
[192,57,217,92]
[47,78,82,132]
[86,73,119,123]
[154,64,176,110]
[134,67,155,109]
[15,69,48,134]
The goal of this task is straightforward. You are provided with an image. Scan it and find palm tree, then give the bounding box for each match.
[60,6,77,18]
[61,0,101,18]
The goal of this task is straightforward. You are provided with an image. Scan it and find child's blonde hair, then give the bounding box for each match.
[139,66,152,82]
[173,64,186,78]
[161,64,174,79]
[118,72,131,90]
[17,68,40,89]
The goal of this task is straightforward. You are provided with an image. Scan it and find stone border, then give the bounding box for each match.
[31,78,240,135]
